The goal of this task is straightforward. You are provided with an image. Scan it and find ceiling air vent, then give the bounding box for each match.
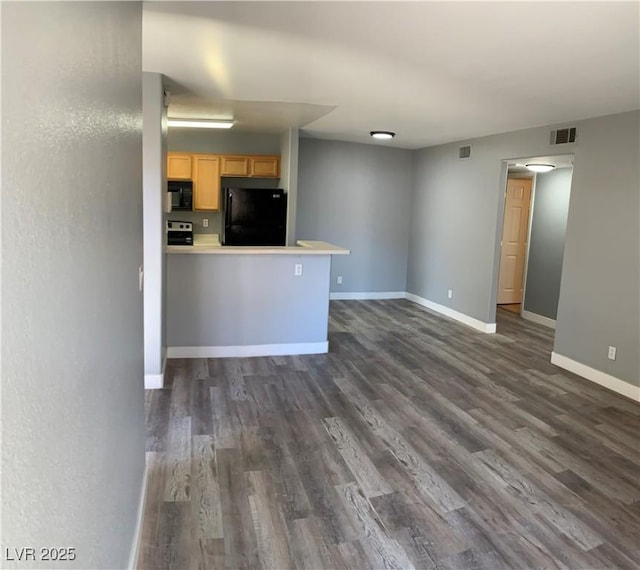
[459,145,471,159]
[550,127,576,145]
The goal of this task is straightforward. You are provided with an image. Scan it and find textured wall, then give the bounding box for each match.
[143,72,168,382]
[1,3,145,568]
[166,254,330,346]
[523,168,572,320]
[297,138,413,293]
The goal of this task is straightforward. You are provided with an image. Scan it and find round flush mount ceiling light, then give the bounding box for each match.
[525,163,555,173]
[370,131,395,140]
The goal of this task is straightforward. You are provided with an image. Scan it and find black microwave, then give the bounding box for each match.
[168,180,193,211]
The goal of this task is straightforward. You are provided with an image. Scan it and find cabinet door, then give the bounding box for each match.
[193,155,220,211]
[220,156,249,177]
[249,156,280,178]
[167,153,192,179]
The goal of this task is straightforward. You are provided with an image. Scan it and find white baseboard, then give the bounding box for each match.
[332,291,497,334]
[551,351,640,402]
[405,292,496,333]
[330,291,407,300]
[128,458,149,570]
[167,341,328,359]
[144,354,166,390]
[521,309,556,329]
[144,373,163,390]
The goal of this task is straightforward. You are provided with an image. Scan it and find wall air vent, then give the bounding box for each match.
[459,145,471,159]
[550,127,576,145]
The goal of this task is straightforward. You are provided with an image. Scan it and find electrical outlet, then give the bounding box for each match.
[203,218,209,228]
[608,346,617,360]
[337,276,343,284]
[294,263,303,276]
[447,289,453,299]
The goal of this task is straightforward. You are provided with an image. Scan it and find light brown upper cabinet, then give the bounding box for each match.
[249,156,280,178]
[166,152,280,207]
[220,156,249,177]
[193,155,220,211]
[167,153,192,180]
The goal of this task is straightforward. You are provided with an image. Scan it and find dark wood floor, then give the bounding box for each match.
[140,300,640,570]
[498,304,521,315]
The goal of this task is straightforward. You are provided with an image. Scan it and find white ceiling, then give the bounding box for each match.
[143,1,640,149]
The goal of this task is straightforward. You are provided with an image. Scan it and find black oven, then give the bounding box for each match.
[168,180,193,211]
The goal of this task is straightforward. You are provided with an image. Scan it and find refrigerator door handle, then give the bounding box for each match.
[226,192,232,223]
[222,190,231,244]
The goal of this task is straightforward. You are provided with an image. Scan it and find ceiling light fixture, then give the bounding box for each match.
[525,163,555,173]
[167,119,234,129]
[370,131,395,140]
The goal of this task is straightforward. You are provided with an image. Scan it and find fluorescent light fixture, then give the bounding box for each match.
[525,163,555,173]
[167,119,234,129]
[370,131,395,140]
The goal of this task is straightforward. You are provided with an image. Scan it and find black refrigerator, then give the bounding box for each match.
[222,187,287,246]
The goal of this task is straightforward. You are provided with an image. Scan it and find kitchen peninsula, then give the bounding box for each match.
[165,239,349,358]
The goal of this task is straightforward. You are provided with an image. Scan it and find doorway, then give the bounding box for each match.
[496,154,574,328]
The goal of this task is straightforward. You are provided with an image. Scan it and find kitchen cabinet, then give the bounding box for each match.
[220,156,249,177]
[193,155,220,211]
[167,154,192,180]
[249,156,280,178]
[166,152,280,208]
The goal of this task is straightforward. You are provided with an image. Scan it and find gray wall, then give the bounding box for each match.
[555,112,639,387]
[523,168,572,320]
[167,254,330,346]
[143,72,168,382]
[1,3,145,569]
[168,129,282,154]
[408,111,639,388]
[409,144,500,319]
[297,138,413,293]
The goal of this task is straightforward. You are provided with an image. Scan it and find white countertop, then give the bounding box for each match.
[166,235,349,255]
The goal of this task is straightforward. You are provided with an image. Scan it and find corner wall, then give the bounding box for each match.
[409,110,639,390]
[1,3,145,567]
[281,128,300,245]
[554,112,639,389]
[143,72,167,389]
[297,138,413,295]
